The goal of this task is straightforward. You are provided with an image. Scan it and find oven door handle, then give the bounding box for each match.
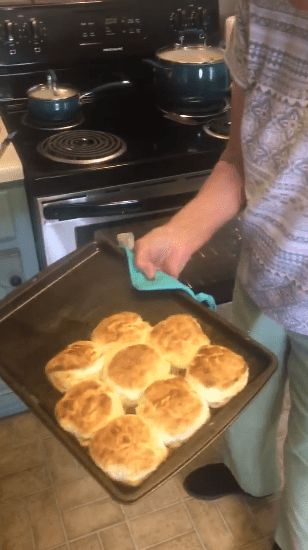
[43,192,196,220]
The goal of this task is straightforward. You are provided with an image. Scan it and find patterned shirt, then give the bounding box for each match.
[225,0,308,334]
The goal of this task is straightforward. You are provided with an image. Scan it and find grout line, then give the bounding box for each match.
[141,528,193,550]
[3,497,33,550]
[44,544,69,550]
[216,494,270,548]
[214,498,238,539]
[45,484,71,549]
[67,532,103,550]
[121,496,184,522]
[30,529,36,550]
[53,493,110,513]
[0,473,54,504]
[241,494,278,541]
[98,533,106,550]
[122,499,194,550]
[97,531,105,550]
[23,495,37,550]
[239,536,273,549]
[0,438,47,481]
[124,516,139,550]
[61,518,131,545]
[42,434,72,550]
[181,498,208,550]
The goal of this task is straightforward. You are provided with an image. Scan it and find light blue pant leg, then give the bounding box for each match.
[223,283,289,497]
[276,331,308,550]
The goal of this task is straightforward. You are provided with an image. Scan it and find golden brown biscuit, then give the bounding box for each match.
[136,377,210,447]
[89,414,168,486]
[103,343,170,407]
[148,314,210,371]
[55,379,123,446]
[186,345,249,407]
[91,312,151,354]
[45,340,104,393]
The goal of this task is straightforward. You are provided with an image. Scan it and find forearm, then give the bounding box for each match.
[134,84,246,278]
[166,156,245,255]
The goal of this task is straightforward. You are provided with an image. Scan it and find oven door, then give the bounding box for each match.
[42,197,189,266]
[38,174,205,267]
[38,173,241,305]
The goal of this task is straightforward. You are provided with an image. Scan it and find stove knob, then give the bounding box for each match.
[29,18,40,41]
[170,9,184,30]
[4,20,15,44]
[197,7,208,29]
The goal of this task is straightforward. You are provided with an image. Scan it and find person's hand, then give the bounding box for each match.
[134,224,193,279]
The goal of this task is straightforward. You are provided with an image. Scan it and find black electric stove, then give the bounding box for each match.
[0,0,225,197]
[2,82,225,198]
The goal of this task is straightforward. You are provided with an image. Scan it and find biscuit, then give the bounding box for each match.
[148,314,210,372]
[45,340,104,393]
[104,343,170,407]
[186,345,249,407]
[136,376,210,446]
[55,379,123,445]
[89,414,168,486]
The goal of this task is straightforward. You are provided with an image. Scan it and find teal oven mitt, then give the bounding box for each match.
[124,247,216,310]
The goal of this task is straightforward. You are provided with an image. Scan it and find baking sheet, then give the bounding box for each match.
[0,239,277,502]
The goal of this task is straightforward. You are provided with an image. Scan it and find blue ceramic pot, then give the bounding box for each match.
[145,43,230,115]
[27,92,80,122]
[27,71,132,122]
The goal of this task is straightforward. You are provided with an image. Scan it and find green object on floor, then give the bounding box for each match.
[124,247,216,310]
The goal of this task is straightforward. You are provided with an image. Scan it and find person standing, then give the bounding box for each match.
[134,1,308,548]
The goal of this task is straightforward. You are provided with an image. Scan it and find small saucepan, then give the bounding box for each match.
[27,70,132,122]
[144,38,230,116]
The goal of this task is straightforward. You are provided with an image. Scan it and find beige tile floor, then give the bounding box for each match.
[0,402,288,550]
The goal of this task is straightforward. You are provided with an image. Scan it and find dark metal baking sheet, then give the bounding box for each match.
[0,239,277,502]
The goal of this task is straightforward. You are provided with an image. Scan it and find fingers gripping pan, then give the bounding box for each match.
[117,232,216,309]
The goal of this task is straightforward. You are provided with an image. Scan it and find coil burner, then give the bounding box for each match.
[37,130,127,165]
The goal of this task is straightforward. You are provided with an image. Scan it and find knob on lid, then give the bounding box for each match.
[27,70,77,100]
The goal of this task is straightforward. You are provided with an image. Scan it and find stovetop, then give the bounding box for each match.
[1,84,225,198]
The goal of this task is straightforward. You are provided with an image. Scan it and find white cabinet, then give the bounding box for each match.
[0,180,39,417]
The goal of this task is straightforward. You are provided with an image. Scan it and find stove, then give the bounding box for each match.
[0,0,240,304]
[1,80,226,198]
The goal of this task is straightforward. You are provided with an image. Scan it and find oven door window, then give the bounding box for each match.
[76,213,241,305]
[75,211,171,249]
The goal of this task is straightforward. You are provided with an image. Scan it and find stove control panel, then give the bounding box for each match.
[0,16,48,58]
[170,6,209,31]
[0,0,219,67]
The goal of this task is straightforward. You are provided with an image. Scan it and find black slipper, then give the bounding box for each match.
[183,463,253,500]
[272,544,281,550]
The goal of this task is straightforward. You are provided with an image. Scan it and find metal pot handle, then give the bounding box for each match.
[79,80,132,102]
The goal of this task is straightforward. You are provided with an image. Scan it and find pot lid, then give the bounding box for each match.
[157,44,224,65]
[28,84,77,100]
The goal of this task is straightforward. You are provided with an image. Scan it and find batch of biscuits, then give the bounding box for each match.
[45,311,249,487]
